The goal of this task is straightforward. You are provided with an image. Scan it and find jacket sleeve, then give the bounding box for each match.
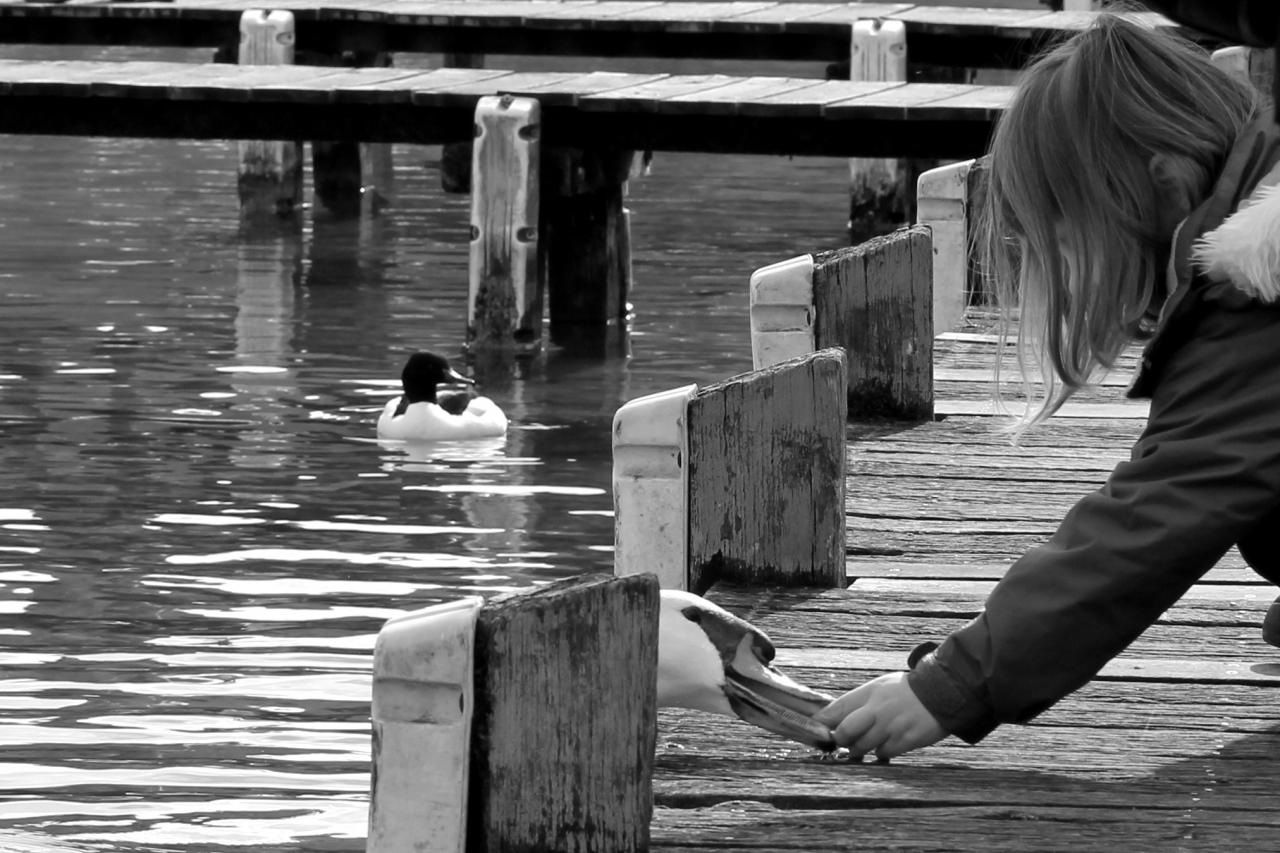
[907,295,1280,743]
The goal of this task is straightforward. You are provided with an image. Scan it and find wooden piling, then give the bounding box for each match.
[814,226,933,419]
[749,227,933,419]
[236,10,302,220]
[686,348,847,593]
[367,573,658,853]
[468,95,542,352]
[467,573,658,853]
[847,17,907,230]
[542,147,634,350]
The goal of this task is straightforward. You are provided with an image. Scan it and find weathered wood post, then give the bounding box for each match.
[542,148,634,351]
[847,17,907,230]
[237,10,303,220]
[750,226,933,419]
[1213,45,1276,111]
[468,95,542,352]
[917,157,989,333]
[613,350,847,594]
[367,573,659,853]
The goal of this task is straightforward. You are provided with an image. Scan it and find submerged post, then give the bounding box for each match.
[750,227,933,419]
[468,95,542,352]
[236,10,302,220]
[367,573,659,853]
[847,17,907,230]
[542,148,634,351]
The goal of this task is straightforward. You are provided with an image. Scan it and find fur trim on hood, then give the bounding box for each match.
[1191,170,1280,303]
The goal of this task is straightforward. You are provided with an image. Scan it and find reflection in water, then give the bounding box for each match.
[0,46,854,853]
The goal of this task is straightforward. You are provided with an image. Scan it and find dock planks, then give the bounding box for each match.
[0,59,1010,156]
[650,322,1280,851]
[0,1,1192,66]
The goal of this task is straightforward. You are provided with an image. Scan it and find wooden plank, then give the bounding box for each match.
[577,73,744,113]
[593,1,779,31]
[824,81,1006,121]
[651,801,1280,851]
[491,70,668,108]
[408,69,569,107]
[325,68,452,105]
[737,79,902,117]
[933,366,1132,387]
[845,558,1260,584]
[935,399,1149,419]
[660,76,829,116]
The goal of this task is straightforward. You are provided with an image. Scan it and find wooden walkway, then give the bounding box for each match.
[0,1,1187,67]
[0,59,1009,156]
[653,323,1280,851]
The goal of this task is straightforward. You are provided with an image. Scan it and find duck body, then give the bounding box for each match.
[376,351,508,442]
[376,395,507,441]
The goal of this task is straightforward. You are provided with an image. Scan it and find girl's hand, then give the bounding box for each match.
[810,672,947,761]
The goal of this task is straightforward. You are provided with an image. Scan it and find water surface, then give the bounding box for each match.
[0,45,857,852]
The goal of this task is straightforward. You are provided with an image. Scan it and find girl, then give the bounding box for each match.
[813,14,1280,759]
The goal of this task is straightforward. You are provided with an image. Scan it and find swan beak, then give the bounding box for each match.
[722,635,836,751]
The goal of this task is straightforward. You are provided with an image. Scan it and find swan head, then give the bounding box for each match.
[401,351,474,406]
[658,589,836,750]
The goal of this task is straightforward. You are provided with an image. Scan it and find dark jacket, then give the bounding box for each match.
[907,115,1280,743]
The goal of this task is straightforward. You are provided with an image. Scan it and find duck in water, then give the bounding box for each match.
[376,352,507,441]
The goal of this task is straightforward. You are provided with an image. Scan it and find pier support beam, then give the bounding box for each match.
[468,95,542,353]
[750,226,933,419]
[305,50,395,218]
[367,573,658,853]
[236,10,302,220]
[613,349,846,593]
[543,147,634,352]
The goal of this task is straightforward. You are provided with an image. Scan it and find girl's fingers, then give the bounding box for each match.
[812,683,872,728]
[834,706,884,755]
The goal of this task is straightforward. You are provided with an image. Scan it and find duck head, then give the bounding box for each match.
[658,589,836,751]
[394,352,475,417]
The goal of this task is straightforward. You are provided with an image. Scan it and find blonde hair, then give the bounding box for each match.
[978,14,1256,434]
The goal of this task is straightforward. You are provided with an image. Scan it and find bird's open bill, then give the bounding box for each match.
[721,634,837,750]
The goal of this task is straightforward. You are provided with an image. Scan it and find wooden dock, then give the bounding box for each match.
[647,324,1280,851]
[0,59,1008,156]
[0,1,1190,68]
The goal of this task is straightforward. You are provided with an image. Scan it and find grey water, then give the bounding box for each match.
[0,45,856,852]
